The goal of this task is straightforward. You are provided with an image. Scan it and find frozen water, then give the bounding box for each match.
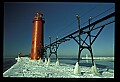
[47,57,50,66]
[3,57,114,78]
[91,61,99,75]
[45,58,47,64]
[55,58,59,66]
[73,62,81,75]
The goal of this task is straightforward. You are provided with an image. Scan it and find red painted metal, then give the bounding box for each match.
[30,11,45,60]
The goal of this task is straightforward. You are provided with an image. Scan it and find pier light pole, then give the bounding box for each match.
[88,16,94,66]
[56,36,58,60]
[76,14,81,64]
[73,14,81,75]
[89,16,92,45]
[49,36,51,57]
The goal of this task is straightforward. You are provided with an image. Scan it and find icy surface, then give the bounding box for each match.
[3,57,114,78]
[82,56,114,60]
[74,62,80,75]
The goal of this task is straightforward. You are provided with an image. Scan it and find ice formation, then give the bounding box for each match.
[47,57,50,66]
[91,61,99,75]
[3,57,114,78]
[55,58,59,66]
[73,62,81,75]
[44,58,47,64]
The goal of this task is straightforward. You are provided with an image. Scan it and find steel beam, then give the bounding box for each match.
[45,12,115,48]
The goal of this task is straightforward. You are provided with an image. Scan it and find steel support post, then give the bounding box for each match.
[48,36,59,61]
[55,36,58,61]
[88,16,94,66]
[76,14,81,64]
[49,36,52,57]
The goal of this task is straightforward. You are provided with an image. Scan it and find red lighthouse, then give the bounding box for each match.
[30,11,45,60]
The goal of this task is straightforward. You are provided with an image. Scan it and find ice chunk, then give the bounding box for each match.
[56,58,59,66]
[47,57,50,66]
[44,58,47,64]
[38,58,43,64]
[73,62,81,75]
[91,61,99,75]
[16,56,21,62]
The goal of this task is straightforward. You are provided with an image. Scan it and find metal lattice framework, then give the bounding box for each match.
[44,12,115,65]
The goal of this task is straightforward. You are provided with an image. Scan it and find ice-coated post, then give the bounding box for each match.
[45,57,47,64]
[74,14,81,75]
[74,62,81,75]
[47,57,50,66]
[91,61,99,75]
[56,58,59,66]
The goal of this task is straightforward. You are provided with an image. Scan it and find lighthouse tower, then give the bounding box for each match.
[30,11,45,60]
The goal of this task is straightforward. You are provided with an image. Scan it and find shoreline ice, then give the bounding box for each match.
[3,57,114,78]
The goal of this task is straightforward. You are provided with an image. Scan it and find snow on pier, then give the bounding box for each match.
[3,57,114,78]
